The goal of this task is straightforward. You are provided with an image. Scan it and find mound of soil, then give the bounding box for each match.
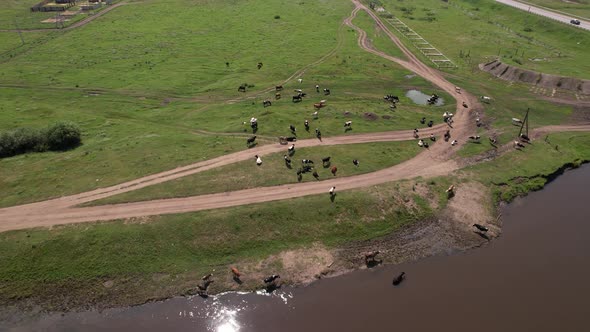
[363,112,378,121]
[479,60,590,94]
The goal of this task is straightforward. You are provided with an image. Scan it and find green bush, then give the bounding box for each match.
[46,122,82,151]
[0,122,81,158]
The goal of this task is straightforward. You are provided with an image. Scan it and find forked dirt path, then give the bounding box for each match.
[1,0,588,233]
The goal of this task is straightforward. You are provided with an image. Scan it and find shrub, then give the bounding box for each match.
[274,15,280,19]
[0,122,81,158]
[45,122,81,151]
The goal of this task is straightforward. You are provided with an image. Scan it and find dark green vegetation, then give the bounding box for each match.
[88,141,420,205]
[0,122,81,158]
[0,180,442,310]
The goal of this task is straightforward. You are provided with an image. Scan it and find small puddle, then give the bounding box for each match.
[405,89,444,106]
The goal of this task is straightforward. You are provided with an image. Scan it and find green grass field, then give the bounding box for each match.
[87,140,420,205]
[377,0,590,77]
[523,0,590,19]
[0,0,114,30]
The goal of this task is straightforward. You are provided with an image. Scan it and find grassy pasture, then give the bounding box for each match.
[0,0,458,207]
[466,131,590,202]
[86,140,420,205]
[0,88,249,208]
[523,0,590,19]
[0,178,441,309]
[377,0,590,77]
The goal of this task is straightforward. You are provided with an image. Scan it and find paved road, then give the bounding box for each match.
[495,0,590,31]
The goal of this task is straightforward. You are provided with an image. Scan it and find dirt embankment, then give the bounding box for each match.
[480,59,590,95]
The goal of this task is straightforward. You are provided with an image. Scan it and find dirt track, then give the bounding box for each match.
[0,0,588,233]
[0,2,128,33]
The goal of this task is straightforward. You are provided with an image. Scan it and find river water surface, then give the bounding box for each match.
[9,165,590,332]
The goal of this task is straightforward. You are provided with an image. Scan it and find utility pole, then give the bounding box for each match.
[518,108,530,138]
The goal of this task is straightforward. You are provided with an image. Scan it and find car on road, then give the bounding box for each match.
[570,19,581,25]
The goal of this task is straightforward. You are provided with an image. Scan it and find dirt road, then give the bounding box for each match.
[494,0,590,31]
[0,0,588,233]
[0,2,129,33]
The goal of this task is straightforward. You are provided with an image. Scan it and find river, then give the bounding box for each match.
[8,164,590,332]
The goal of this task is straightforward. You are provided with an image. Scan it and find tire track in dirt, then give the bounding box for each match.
[0,1,588,233]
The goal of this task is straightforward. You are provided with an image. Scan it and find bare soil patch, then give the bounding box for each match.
[480,59,590,97]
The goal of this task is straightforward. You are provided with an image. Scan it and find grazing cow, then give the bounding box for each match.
[275,85,283,91]
[462,101,468,108]
[257,62,263,69]
[427,120,433,127]
[473,224,489,232]
[344,121,352,128]
[316,84,320,93]
[294,89,303,93]
[286,136,297,142]
[202,273,213,282]
[314,103,323,109]
[289,124,296,133]
[292,95,302,102]
[288,144,295,154]
[520,133,530,142]
[364,251,380,265]
[389,103,396,110]
[476,117,481,127]
[304,119,310,131]
[331,166,338,176]
[444,130,451,142]
[315,128,322,140]
[455,86,461,93]
[420,117,426,124]
[263,274,280,284]
[446,185,455,193]
[329,186,336,196]
[451,140,458,146]
[302,159,314,165]
[255,155,262,166]
[418,139,424,147]
[250,117,258,132]
[322,156,331,164]
[231,267,241,278]
[238,85,246,92]
[392,272,406,286]
[514,141,525,148]
[284,155,291,164]
[298,78,303,84]
[313,111,319,119]
[263,100,272,107]
[302,165,312,173]
[275,92,281,100]
[481,96,491,103]
[312,170,319,180]
[469,135,481,141]
[489,137,497,145]
[323,88,331,95]
[424,141,429,148]
[352,159,359,167]
[413,131,419,139]
[246,135,256,145]
[430,133,436,141]
[512,118,523,126]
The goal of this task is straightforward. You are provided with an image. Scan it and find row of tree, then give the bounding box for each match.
[0,122,82,158]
